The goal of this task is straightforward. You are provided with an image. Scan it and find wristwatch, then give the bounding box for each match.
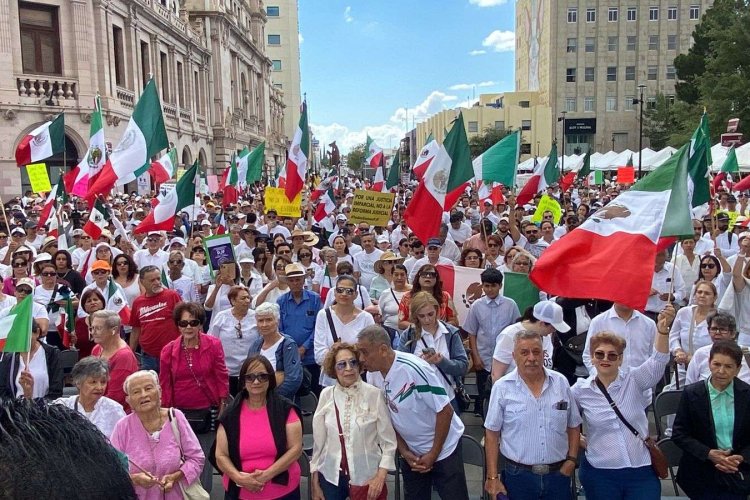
[566,455,578,466]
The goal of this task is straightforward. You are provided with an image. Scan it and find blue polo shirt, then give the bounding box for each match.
[277,289,322,365]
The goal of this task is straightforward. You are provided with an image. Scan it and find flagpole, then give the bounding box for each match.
[0,193,10,233]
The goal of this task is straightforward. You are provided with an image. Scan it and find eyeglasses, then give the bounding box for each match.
[420,272,437,278]
[700,263,716,269]
[277,249,291,255]
[335,287,355,295]
[709,326,732,334]
[116,261,129,266]
[12,262,26,268]
[80,236,91,240]
[465,255,480,260]
[335,359,360,371]
[245,372,270,383]
[298,253,312,258]
[593,351,621,361]
[16,287,31,295]
[235,322,243,339]
[487,243,499,248]
[40,272,56,277]
[526,229,539,234]
[514,261,531,266]
[168,260,184,265]
[177,319,201,328]
[92,270,109,275]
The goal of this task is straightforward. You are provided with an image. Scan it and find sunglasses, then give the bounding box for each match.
[168,260,184,265]
[245,372,270,383]
[335,359,360,371]
[299,253,312,258]
[487,243,499,248]
[40,272,56,277]
[235,322,243,339]
[92,270,109,275]
[593,351,621,361]
[16,287,31,295]
[12,262,26,268]
[177,319,201,328]
[701,263,716,269]
[420,272,437,278]
[335,286,356,296]
[80,236,91,240]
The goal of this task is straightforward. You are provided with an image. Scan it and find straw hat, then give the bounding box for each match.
[374,251,405,274]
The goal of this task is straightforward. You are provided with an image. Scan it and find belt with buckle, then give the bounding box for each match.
[504,458,565,475]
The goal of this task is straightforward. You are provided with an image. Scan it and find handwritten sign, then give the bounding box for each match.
[617,166,635,185]
[265,186,302,217]
[26,163,51,194]
[350,190,395,226]
[531,195,562,224]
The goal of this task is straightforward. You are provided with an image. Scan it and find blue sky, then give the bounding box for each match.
[299,0,516,153]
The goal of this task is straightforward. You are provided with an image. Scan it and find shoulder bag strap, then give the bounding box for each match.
[168,408,186,462]
[390,288,398,303]
[742,347,750,371]
[420,334,455,389]
[325,308,339,343]
[182,340,219,407]
[359,285,364,309]
[332,388,351,478]
[687,307,698,354]
[595,378,641,439]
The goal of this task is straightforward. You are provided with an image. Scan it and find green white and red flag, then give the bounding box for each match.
[16,114,65,167]
[516,143,560,206]
[472,130,520,187]
[314,188,336,222]
[366,135,384,168]
[135,162,198,233]
[713,146,739,192]
[150,148,178,184]
[0,296,33,352]
[285,101,308,201]
[82,198,110,240]
[66,95,107,196]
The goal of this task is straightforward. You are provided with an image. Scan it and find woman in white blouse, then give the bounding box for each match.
[669,281,717,385]
[572,305,672,500]
[311,342,396,500]
[314,275,374,387]
[53,357,125,438]
[378,264,411,330]
[208,285,259,396]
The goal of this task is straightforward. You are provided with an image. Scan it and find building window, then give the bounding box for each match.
[272,59,282,71]
[586,8,596,22]
[568,8,577,23]
[19,2,61,75]
[566,68,576,83]
[666,94,676,105]
[176,61,185,107]
[520,143,532,155]
[140,41,150,89]
[193,69,201,114]
[668,34,677,50]
[625,96,636,110]
[267,34,281,45]
[648,65,658,80]
[625,66,636,80]
[494,120,505,130]
[608,36,618,51]
[606,97,617,111]
[274,83,283,88]
[159,51,169,102]
[649,35,659,50]
[649,7,659,20]
[647,97,657,109]
[627,35,637,51]
[468,121,479,133]
[608,7,618,22]
[627,7,637,21]
[667,6,677,20]
[112,26,125,87]
[584,97,595,112]
[266,6,280,16]
[690,5,700,19]
[566,97,577,112]
[666,65,676,79]
[566,38,577,53]
[521,120,532,130]
[519,100,530,108]
[585,67,595,82]
[585,37,595,52]
[607,67,617,81]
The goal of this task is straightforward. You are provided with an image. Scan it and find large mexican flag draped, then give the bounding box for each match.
[472,130,520,187]
[529,144,693,309]
[135,161,198,233]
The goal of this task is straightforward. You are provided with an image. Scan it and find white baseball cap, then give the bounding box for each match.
[532,301,570,332]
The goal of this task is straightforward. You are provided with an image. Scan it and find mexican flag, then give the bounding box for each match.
[559,171,577,193]
[56,296,76,349]
[38,181,67,231]
[472,130,520,187]
[15,114,65,167]
[135,161,198,233]
[236,146,251,187]
[285,101,308,202]
[386,151,401,190]
[314,187,336,222]
[588,170,604,186]
[216,211,228,235]
[244,141,265,184]
[277,162,287,188]
[87,79,168,199]
[713,146,738,192]
[107,279,131,325]
[83,198,110,240]
[436,264,484,324]
[529,144,694,310]
[477,181,505,205]
[311,173,337,202]
[577,149,592,181]
[372,160,385,192]
[404,113,473,244]
[222,155,239,208]
[366,135,384,167]
[68,96,107,196]
[0,296,33,352]
[412,135,439,180]
[688,112,712,207]
[503,272,540,314]
[517,143,560,206]
[150,148,178,184]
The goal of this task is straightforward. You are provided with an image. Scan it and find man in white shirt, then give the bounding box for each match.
[708,212,740,258]
[485,330,581,499]
[133,232,169,269]
[327,214,349,245]
[522,221,550,258]
[408,238,453,283]
[352,232,383,289]
[357,325,469,500]
[438,225,461,263]
[448,212,472,245]
[403,240,425,276]
[645,250,686,318]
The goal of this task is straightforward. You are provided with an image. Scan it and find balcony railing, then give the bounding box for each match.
[163,103,177,120]
[17,76,78,101]
[179,108,192,122]
[116,86,135,109]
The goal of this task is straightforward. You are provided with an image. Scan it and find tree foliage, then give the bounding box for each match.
[469,126,512,159]
[346,143,366,172]
[644,94,679,149]
[673,0,750,143]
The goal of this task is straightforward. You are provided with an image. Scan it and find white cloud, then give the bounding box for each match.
[468,49,486,56]
[477,80,497,87]
[482,30,515,52]
[298,33,304,44]
[344,6,353,23]
[449,83,473,91]
[469,0,508,6]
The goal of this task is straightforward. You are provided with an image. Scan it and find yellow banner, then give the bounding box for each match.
[265,186,302,218]
[350,190,395,226]
[531,194,562,224]
[26,163,51,194]
[175,168,186,180]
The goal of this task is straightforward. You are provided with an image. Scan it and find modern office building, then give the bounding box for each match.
[516,0,713,153]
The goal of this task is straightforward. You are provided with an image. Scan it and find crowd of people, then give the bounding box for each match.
[1,178,750,500]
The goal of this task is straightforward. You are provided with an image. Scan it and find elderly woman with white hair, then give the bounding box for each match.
[53,357,125,437]
[247,302,303,400]
[110,370,206,499]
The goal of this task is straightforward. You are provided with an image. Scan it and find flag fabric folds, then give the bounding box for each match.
[285,101,308,202]
[135,162,198,234]
[15,114,65,167]
[83,199,111,240]
[150,148,178,184]
[386,151,401,191]
[366,135,384,168]
[67,96,108,196]
[687,112,712,207]
[0,296,33,352]
[472,130,520,187]
[516,143,560,206]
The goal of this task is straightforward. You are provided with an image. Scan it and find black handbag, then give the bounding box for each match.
[180,407,217,434]
[714,464,750,495]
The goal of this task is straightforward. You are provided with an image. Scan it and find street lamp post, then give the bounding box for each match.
[636,84,646,178]
[558,111,567,174]
[611,134,616,151]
